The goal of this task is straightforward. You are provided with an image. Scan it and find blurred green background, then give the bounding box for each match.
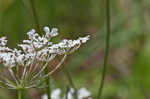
[0,0,150,99]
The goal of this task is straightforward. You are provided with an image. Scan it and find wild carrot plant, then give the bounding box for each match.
[0,26,90,99]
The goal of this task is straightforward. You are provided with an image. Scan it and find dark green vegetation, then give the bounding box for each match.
[0,0,150,99]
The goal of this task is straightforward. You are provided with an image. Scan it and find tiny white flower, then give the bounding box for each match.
[44,26,50,33]
[79,35,90,43]
[0,37,7,46]
[41,94,48,99]
[50,28,58,37]
[67,88,75,99]
[51,88,61,99]
[41,88,61,99]
[78,88,92,99]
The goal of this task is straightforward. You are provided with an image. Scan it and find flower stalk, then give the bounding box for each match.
[64,69,78,99]
[17,89,22,99]
[44,66,51,99]
[97,0,111,98]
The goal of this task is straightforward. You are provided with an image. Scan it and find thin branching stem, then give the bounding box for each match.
[43,54,66,99]
[27,52,37,76]
[30,55,54,81]
[64,69,76,90]
[31,61,48,80]
[64,69,78,99]
[9,69,19,85]
[44,55,67,77]
[97,0,111,99]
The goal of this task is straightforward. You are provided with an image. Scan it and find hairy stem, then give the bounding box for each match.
[97,0,111,99]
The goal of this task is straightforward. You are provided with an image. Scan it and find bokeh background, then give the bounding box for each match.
[0,0,150,99]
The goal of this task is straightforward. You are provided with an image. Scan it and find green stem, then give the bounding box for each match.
[97,0,111,99]
[65,86,69,99]
[44,66,51,99]
[138,80,148,99]
[29,0,41,35]
[17,90,22,99]
[64,69,77,99]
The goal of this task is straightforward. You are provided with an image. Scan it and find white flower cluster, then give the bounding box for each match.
[0,26,90,89]
[42,88,93,99]
[0,26,89,68]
